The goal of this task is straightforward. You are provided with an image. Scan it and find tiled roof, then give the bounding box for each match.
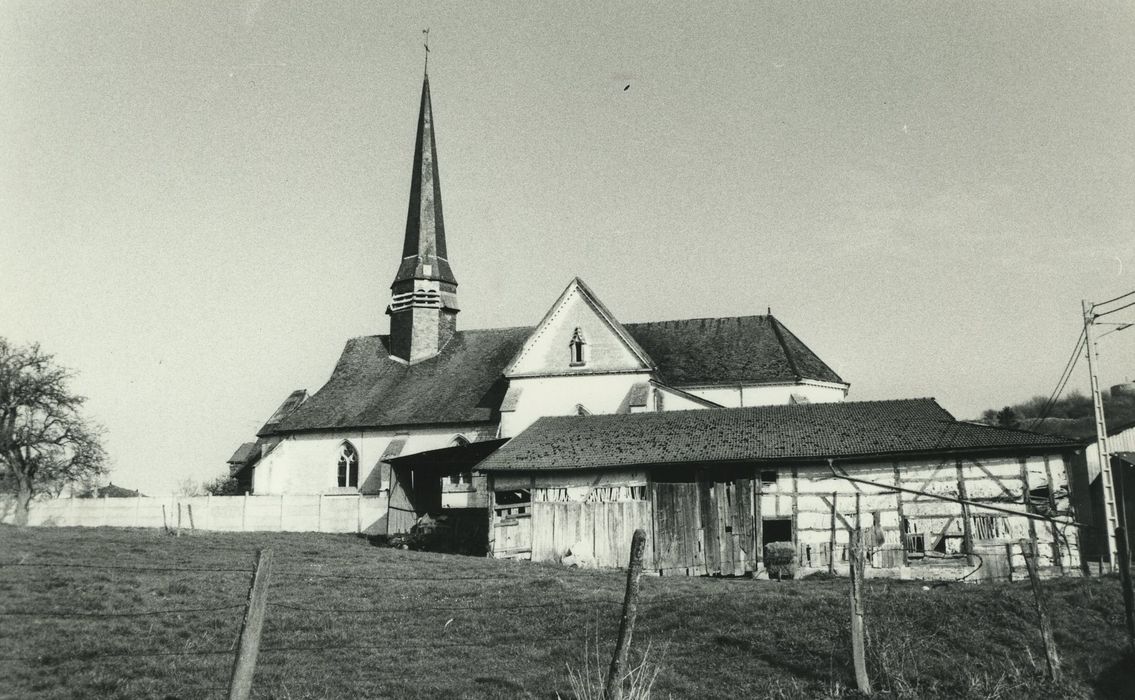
[226,442,258,465]
[476,399,1080,472]
[624,315,844,386]
[269,328,529,434]
[257,390,309,436]
[267,315,844,434]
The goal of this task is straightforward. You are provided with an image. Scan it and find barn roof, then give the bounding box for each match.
[476,399,1081,472]
[266,315,844,434]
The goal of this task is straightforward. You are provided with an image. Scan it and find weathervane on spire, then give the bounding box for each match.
[423,28,430,75]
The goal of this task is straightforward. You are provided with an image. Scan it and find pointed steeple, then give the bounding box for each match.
[392,75,457,287]
[387,74,460,364]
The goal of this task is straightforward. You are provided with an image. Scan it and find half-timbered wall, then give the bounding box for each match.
[488,451,1081,580]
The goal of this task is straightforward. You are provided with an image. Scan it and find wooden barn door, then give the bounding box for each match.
[700,479,756,576]
[651,483,703,574]
[651,479,756,576]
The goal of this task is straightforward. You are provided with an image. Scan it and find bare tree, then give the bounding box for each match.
[0,338,107,525]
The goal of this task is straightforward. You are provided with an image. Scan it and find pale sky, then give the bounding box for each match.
[3,2,1134,496]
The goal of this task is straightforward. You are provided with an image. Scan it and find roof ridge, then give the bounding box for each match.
[624,314,770,327]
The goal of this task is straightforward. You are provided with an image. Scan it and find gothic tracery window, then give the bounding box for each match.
[569,327,586,366]
[337,441,359,488]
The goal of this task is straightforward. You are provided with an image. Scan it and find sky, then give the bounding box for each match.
[2,2,1134,496]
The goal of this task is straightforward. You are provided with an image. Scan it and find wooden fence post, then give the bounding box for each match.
[1116,527,1135,652]
[829,491,838,574]
[605,528,647,700]
[1020,539,1061,681]
[228,549,273,700]
[848,529,872,695]
[187,503,196,531]
[162,504,169,534]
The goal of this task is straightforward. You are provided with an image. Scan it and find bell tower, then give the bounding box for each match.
[387,72,459,363]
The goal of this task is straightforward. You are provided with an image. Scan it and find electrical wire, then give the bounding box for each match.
[1095,297,1135,318]
[1027,328,1086,430]
[1094,288,1135,308]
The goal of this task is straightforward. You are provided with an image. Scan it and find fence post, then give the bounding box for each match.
[162,504,169,534]
[1116,527,1135,652]
[848,529,872,695]
[176,502,182,536]
[187,503,196,531]
[228,549,273,700]
[829,491,838,574]
[604,528,647,700]
[1020,539,1061,681]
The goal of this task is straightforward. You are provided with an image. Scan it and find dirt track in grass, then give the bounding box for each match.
[1,526,1132,699]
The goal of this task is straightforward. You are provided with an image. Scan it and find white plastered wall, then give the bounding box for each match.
[684,380,848,408]
[252,423,493,495]
[500,373,655,437]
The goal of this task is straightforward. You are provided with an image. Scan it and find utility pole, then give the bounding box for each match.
[1083,300,1120,570]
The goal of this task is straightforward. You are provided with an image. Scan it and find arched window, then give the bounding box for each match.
[337,441,359,488]
[569,328,586,366]
[448,435,472,485]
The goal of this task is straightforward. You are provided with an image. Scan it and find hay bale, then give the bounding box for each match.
[764,541,796,580]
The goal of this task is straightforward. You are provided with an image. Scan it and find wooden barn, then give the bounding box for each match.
[474,399,1085,580]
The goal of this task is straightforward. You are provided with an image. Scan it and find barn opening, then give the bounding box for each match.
[762,518,792,544]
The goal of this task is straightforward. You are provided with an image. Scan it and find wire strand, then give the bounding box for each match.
[1094,288,1135,308]
[1095,297,1135,318]
[0,603,245,619]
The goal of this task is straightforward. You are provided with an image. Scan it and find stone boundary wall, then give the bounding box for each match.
[0,494,388,535]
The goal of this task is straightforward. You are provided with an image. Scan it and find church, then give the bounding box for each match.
[228,72,1083,579]
[231,73,849,502]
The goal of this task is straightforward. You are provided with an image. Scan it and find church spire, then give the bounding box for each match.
[387,72,459,364]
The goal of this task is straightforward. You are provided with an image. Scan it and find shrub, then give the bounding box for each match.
[764,541,796,580]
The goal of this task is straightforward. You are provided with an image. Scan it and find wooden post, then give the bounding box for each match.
[228,549,273,700]
[1116,527,1135,652]
[605,529,647,700]
[848,529,871,695]
[175,502,182,537]
[187,504,196,531]
[162,504,169,534]
[1020,539,1061,682]
[955,460,975,566]
[829,491,838,574]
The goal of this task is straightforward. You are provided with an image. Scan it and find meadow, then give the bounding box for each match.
[0,526,1132,699]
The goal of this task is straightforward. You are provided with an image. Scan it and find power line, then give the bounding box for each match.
[1094,288,1135,308]
[1028,327,1086,430]
[1096,297,1135,318]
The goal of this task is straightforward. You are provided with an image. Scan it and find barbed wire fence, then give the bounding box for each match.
[1,526,1131,697]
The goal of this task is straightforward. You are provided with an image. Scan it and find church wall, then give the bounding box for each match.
[501,373,654,437]
[683,380,848,408]
[252,423,496,496]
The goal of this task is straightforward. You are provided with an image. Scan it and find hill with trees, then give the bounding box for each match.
[976,389,1135,440]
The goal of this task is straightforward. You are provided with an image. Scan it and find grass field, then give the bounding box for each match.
[1,526,1133,699]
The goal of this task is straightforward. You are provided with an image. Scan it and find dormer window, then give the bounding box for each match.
[569,328,586,366]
